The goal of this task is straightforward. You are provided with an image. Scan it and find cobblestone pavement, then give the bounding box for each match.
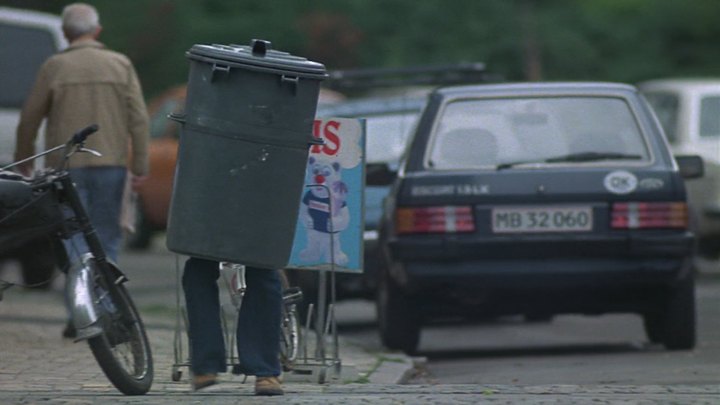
[1,259,720,403]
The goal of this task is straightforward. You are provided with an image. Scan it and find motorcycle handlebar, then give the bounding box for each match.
[0,124,101,173]
[70,124,99,145]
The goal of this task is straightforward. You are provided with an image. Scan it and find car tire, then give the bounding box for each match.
[644,277,696,350]
[376,268,421,354]
[660,277,696,350]
[642,311,663,344]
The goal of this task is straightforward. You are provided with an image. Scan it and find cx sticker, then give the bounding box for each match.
[604,170,637,194]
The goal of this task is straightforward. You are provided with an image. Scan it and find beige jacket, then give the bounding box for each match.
[15,39,149,175]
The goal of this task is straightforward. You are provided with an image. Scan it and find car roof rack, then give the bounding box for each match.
[324,62,500,91]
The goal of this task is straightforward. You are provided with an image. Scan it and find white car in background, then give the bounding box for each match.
[639,79,720,256]
[0,7,66,166]
[0,7,66,286]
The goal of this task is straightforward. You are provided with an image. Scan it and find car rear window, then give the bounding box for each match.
[427,96,650,170]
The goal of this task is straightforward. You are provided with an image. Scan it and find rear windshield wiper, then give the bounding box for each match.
[496,152,642,170]
[545,152,643,163]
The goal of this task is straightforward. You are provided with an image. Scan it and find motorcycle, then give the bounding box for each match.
[0,124,153,395]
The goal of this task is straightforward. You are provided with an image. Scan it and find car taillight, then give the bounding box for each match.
[395,206,475,234]
[611,202,688,229]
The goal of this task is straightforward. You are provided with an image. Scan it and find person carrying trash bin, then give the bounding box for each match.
[165,40,327,395]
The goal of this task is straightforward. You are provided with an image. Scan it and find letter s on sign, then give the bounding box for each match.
[310,119,343,157]
[322,120,341,156]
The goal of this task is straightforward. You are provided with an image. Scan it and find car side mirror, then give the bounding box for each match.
[675,155,704,179]
[366,163,396,186]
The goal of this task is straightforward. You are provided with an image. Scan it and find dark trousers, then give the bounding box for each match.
[182,257,282,377]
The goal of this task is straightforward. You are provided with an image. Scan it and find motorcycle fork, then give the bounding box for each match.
[59,174,127,341]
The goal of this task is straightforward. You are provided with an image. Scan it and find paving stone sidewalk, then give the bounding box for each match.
[0,267,417,399]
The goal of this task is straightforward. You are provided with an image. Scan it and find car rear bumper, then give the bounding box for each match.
[390,255,693,318]
[400,256,686,283]
[389,231,695,260]
[387,231,694,291]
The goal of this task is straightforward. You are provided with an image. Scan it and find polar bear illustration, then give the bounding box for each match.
[298,156,350,266]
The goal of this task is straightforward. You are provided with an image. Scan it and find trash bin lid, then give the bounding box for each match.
[187,39,327,80]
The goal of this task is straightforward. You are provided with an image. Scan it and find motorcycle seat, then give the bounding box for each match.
[0,178,33,209]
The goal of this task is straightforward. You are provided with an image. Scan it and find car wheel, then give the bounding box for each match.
[376,268,421,354]
[644,276,696,349]
[642,311,663,344]
[660,277,696,350]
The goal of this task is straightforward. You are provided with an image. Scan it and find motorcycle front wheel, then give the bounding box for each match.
[88,278,153,395]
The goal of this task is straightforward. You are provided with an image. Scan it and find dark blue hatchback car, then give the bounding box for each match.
[376,82,704,353]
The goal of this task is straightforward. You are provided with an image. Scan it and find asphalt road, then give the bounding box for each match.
[333,274,720,386]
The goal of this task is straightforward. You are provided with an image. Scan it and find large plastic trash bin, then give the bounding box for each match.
[166,39,327,269]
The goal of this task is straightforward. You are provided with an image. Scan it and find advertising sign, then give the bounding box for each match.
[287,118,365,273]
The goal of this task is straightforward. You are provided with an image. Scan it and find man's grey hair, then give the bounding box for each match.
[62,3,100,40]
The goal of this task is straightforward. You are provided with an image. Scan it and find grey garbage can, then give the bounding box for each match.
[166,39,327,269]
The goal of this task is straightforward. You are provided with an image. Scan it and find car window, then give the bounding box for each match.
[0,23,56,109]
[365,112,418,164]
[700,96,720,138]
[642,91,679,143]
[428,96,650,169]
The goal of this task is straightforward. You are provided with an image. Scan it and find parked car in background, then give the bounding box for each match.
[0,7,66,165]
[283,94,426,308]
[639,79,720,257]
[376,82,702,354]
[0,7,67,286]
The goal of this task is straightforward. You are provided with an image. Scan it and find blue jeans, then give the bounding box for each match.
[182,257,282,377]
[63,166,126,262]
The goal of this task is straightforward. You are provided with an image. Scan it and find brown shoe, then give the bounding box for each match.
[192,374,218,391]
[254,376,284,396]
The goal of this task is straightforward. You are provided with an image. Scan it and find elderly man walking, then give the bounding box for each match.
[15,3,149,337]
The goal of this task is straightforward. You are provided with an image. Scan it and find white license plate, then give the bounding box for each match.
[492,206,593,233]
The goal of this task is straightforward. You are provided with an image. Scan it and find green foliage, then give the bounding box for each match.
[6,0,720,98]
